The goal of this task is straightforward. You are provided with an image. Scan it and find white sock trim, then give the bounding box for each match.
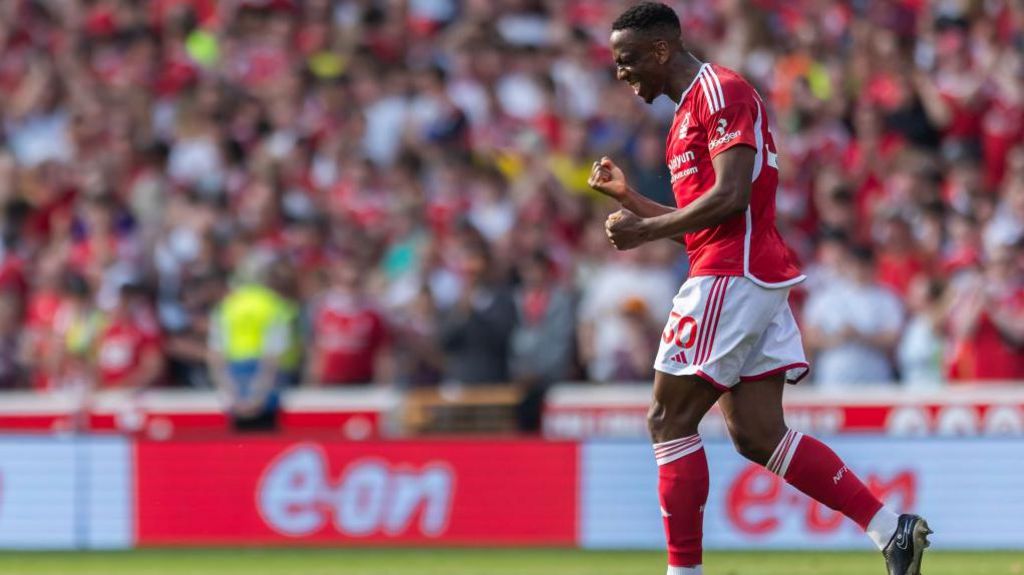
[667,565,702,575]
[766,428,803,477]
[866,506,900,551]
[653,435,703,466]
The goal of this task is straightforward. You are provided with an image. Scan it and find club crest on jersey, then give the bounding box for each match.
[716,118,727,136]
[677,112,692,139]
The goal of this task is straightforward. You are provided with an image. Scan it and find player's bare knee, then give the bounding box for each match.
[646,407,658,442]
[648,373,719,443]
[729,426,777,465]
[646,401,671,443]
[647,400,701,443]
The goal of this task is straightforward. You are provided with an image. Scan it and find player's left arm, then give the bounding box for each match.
[605,147,753,250]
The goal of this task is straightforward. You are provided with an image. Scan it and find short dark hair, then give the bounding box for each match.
[611,2,681,37]
[848,243,876,264]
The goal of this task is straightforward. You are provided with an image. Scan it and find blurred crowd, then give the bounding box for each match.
[0,0,1022,407]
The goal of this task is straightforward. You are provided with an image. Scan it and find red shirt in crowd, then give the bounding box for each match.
[24,291,63,391]
[948,288,1024,381]
[876,252,928,299]
[310,294,388,384]
[982,95,1024,190]
[95,311,162,388]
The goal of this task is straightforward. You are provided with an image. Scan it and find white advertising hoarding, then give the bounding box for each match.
[0,434,1020,550]
[0,436,132,549]
[581,438,1024,550]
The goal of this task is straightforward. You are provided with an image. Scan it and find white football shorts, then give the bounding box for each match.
[653,275,809,391]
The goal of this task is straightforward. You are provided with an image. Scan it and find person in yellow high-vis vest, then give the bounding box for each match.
[208,256,298,431]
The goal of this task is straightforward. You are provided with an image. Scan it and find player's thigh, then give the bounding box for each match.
[648,369,722,443]
[717,374,787,464]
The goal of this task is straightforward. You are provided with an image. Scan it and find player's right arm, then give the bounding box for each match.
[588,157,685,245]
[604,147,754,250]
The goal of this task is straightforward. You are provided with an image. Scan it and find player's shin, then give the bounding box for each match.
[766,429,900,550]
[654,434,709,574]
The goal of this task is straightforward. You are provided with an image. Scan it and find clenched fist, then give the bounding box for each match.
[588,156,629,202]
[605,209,650,250]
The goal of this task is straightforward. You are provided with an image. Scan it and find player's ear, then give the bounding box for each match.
[653,39,670,64]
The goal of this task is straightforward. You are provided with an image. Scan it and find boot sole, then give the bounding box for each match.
[905,518,933,575]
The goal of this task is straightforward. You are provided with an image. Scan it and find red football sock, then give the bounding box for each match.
[767,429,883,530]
[654,434,709,569]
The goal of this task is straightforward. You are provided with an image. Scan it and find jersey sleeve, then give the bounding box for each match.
[698,70,760,159]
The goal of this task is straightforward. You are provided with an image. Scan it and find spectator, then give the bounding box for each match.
[946,244,1024,381]
[265,256,303,385]
[897,277,946,387]
[438,240,516,385]
[577,244,677,382]
[985,177,1024,254]
[510,251,576,385]
[391,286,445,388]
[607,296,660,382]
[0,0,1021,393]
[510,251,576,431]
[875,214,928,299]
[804,244,904,387]
[305,258,391,386]
[208,253,296,432]
[803,229,851,295]
[626,126,674,207]
[19,250,65,390]
[50,273,104,392]
[93,281,164,392]
[163,270,227,389]
[0,290,22,389]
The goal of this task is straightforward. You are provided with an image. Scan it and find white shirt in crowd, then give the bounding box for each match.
[804,279,904,387]
[897,313,944,388]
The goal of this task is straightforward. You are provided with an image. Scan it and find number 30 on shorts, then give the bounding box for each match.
[662,312,698,349]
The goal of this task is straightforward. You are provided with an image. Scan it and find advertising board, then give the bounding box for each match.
[136,439,578,545]
[581,438,1024,549]
[0,436,132,549]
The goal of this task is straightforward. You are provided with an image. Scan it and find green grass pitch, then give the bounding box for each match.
[0,549,1020,575]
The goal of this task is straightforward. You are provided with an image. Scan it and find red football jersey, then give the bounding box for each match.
[947,288,1024,381]
[95,312,162,388]
[666,63,804,287]
[310,294,389,385]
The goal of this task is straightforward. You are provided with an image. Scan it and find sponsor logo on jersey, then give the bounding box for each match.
[670,166,699,183]
[668,151,698,183]
[677,112,692,139]
[709,128,742,150]
[667,151,696,171]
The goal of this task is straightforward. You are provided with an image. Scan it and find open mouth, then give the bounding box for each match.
[630,82,641,95]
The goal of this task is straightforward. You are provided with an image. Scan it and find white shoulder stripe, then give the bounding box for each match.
[696,69,720,112]
[706,66,727,109]
[695,71,709,111]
